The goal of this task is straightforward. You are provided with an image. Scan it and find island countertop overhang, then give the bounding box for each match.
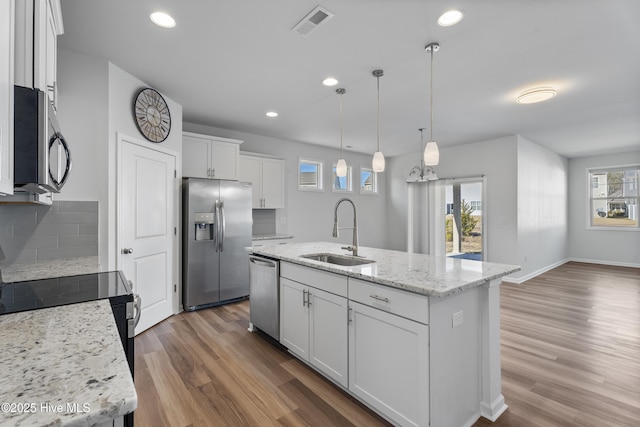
[250,241,521,298]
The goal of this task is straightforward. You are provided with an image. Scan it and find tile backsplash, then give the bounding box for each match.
[0,201,98,265]
[252,209,276,236]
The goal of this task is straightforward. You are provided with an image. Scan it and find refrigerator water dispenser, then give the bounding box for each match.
[194,212,214,241]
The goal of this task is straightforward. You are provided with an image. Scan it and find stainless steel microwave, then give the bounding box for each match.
[14,86,71,194]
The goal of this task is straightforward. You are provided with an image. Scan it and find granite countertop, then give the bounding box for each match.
[252,234,294,241]
[0,299,137,427]
[1,256,101,283]
[251,241,520,297]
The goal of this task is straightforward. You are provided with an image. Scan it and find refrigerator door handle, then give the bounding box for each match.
[213,200,220,253]
[220,201,225,252]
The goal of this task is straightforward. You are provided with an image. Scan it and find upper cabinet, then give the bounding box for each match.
[0,0,15,195]
[239,153,285,209]
[15,0,64,111]
[182,132,242,181]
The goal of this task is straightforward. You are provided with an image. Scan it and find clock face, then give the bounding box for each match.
[134,88,171,143]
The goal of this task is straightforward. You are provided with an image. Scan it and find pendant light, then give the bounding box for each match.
[424,42,440,166]
[335,88,347,177]
[407,128,437,182]
[372,69,385,172]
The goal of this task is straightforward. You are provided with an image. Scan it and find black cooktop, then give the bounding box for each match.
[0,271,133,315]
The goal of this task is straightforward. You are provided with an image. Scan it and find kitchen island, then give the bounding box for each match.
[250,242,520,427]
[0,299,137,427]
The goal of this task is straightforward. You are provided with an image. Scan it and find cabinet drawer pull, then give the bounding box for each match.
[369,294,389,303]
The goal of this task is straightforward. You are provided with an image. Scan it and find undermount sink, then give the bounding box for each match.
[300,253,375,266]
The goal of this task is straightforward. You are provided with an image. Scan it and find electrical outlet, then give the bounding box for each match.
[452,310,464,328]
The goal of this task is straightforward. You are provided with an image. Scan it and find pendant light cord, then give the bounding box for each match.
[376,75,380,152]
[429,47,434,142]
[419,128,425,168]
[339,91,344,157]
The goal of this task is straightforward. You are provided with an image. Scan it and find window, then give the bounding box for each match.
[332,164,352,192]
[298,158,323,191]
[360,167,378,194]
[588,166,639,229]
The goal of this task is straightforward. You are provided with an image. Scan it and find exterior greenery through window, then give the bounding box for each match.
[589,166,639,228]
[332,164,352,192]
[299,159,323,191]
[360,168,377,194]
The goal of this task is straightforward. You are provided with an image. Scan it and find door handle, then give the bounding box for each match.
[219,201,225,252]
[122,248,134,254]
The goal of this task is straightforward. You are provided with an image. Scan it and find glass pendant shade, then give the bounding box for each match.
[372,151,385,172]
[336,158,347,177]
[423,141,439,166]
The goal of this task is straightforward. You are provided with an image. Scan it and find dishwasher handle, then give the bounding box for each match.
[249,256,277,268]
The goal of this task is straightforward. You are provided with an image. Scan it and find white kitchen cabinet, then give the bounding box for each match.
[239,153,285,208]
[182,132,242,180]
[0,0,14,195]
[348,300,429,427]
[14,0,63,110]
[280,263,348,387]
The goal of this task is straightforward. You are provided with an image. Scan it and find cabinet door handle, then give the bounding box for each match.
[348,307,353,323]
[370,294,390,303]
[207,168,211,177]
[302,289,307,307]
[307,291,312,306]
[212,168,215,177]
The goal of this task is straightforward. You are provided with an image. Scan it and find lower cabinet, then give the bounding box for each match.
[280,277,348,387]
[348,301,429,427]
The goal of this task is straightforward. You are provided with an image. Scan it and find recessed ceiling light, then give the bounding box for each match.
[322,77,338,87]
[438,10,464,27]
[516,87,557,104]
[266,111,279,118]
[150,12,176,28]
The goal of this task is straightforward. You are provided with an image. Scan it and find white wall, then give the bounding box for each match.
[387,136,519,268]
[516,136,569,280]
[56,49,109,267]
[57,49,182,270]
[184,122,388,249]
[568,150,640,267]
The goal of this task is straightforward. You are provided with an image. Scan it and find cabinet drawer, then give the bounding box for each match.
[281,262,347,297]
[349,278,429,324]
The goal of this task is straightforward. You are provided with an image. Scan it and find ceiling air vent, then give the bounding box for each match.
[292,6,334,36]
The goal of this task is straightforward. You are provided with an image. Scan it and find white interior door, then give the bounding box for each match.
[118,136,175,335]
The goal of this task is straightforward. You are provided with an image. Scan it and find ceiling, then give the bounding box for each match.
[58,0,640,159]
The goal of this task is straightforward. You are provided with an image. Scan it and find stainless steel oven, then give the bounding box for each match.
[14,86,71,194]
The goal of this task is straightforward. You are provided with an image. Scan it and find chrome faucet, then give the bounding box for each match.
[332,198,358,257]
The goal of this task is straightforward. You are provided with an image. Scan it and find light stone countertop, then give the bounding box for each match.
[251,241,520,297]
[252,234,294,241]
[1,256,101,283]
[0,299,137,427]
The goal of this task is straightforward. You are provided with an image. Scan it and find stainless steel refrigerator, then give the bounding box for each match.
[182,178,252,311]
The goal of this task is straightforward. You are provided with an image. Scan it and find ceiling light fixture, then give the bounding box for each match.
[516,87,557,104]
[323,77,338,87]
[372,69,385,173]
[438,10,464,27]
[265,111,278,118]
[150,11,176,28]
[335,88,347,177]
[407,128,438,182]
[424,42,440,166]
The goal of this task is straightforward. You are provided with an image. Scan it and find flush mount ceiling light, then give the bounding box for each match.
[322,77,338,87]
[335,88,347,177]
[423,42,440,166]
[516,87,557,104]
[150,11,176,28]
[371,69,385,173]
[438,10,464,27]
[265,111,279,118]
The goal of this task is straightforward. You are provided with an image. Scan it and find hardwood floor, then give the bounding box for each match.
[134,262,640,426]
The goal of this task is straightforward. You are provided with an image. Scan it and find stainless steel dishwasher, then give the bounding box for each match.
[248,254,280,340]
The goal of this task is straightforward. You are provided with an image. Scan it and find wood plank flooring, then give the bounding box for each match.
[134,262,640,426]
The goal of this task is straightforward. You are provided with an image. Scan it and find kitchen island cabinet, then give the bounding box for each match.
[0,299,137,427]
[251,241,520,427]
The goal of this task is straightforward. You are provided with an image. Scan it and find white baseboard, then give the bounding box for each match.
[501,259,570,284]
[569,258,640,269]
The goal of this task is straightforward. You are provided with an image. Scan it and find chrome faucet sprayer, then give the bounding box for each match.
[332,198,358,257]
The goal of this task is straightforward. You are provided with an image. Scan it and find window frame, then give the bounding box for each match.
[331,163,353,193]
[298,158,324,192]
[586,165,639,231]
[359,167,378,195]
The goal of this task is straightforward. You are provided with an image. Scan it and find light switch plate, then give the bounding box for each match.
[453,310,464,328]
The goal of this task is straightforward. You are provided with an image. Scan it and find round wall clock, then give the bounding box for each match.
[134,87,171,143]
